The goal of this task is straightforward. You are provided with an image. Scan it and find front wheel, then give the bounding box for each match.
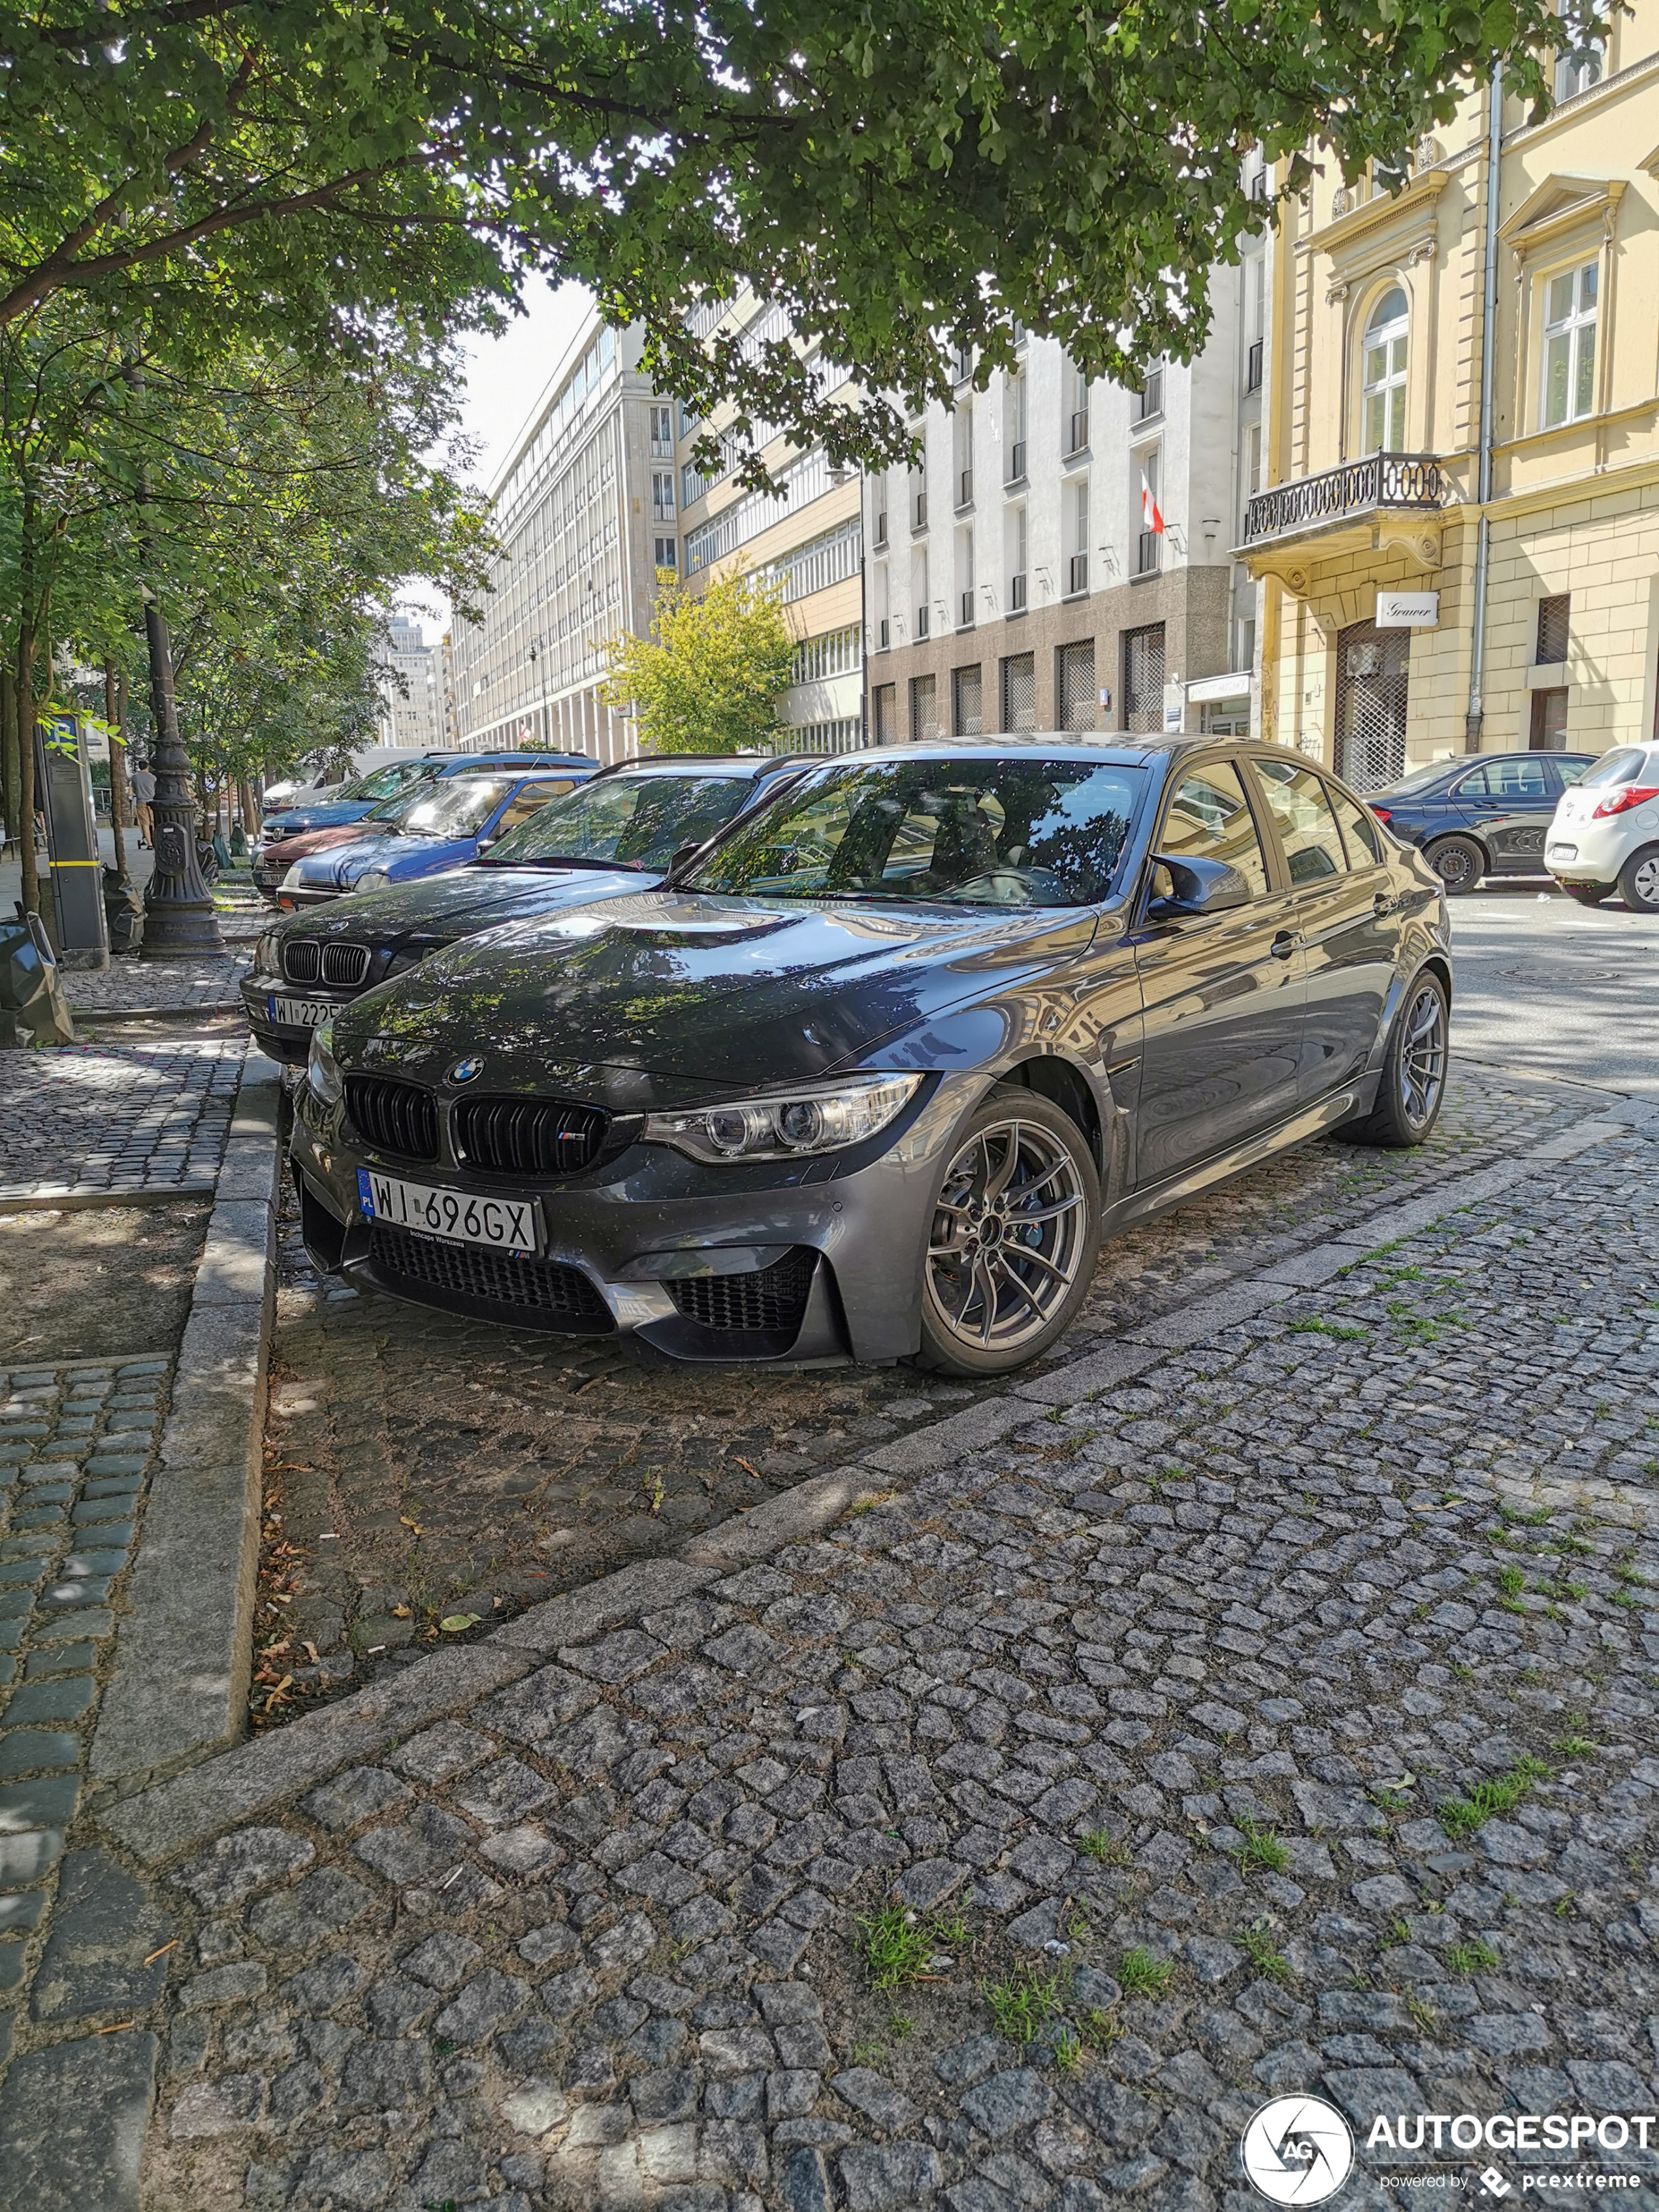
[1426,835,1485,895]
[1617,847,1659,915]
[914,1085,1101,1377]
[1342,971,1450,1149]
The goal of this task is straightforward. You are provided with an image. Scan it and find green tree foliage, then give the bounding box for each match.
[0,0,1603,475]
[601,567,796,756]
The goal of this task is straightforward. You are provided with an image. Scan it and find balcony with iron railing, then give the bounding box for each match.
[1238,451,1445,575]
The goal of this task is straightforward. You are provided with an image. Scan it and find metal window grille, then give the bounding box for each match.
[1001,652,1037,733]
[910,674,939,743]
[873,684,896,743]
[1059,641,1097,731]
[1123,623,1166,735]
[1334,618,1409,790]
[954,665,984,736]
[1536,594,1570,665]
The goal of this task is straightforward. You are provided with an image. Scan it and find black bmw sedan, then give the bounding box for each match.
[243,754,804,1065]
[290,737,1452,1377]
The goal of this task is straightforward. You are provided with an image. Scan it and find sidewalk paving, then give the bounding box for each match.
[0,1040,246,1205]
[0,1078,1651,2209]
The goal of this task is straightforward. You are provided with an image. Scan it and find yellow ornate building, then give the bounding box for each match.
[1246,12,1659,784]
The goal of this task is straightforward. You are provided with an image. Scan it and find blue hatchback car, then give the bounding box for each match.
[274,767,594,908]
[256,750,589,873]
[1366,750,1596,893]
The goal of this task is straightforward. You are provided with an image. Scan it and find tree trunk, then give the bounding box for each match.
[105,662,128,879]
[238,773,259,839]
[0,665,18,857]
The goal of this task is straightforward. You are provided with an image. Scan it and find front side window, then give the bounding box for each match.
[1158,762,1270,899]
[484,773,754,868]
[1252,758,1349,883]
[1541,260,1598,428]
[491,778,581,837]
[395,777,515,839]
[1362,287,1409,452]
[689,758,1146,909]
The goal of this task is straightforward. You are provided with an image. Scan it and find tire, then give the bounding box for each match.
[1562,882,1613,907]
[914,1084,1101,1377]
[1425,835,1485,895]
[1342,970,1450,1148]
[1617,846,1659,914]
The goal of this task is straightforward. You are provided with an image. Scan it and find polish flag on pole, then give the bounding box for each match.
[1141,472,1165,536]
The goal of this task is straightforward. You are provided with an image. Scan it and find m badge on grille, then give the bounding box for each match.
[448,1056,485,1085]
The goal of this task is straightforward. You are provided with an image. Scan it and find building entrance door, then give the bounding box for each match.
[1334,619,1409,791]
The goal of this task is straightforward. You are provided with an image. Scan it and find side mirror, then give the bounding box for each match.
[666,840,703,879]
[1145,852,1249,920]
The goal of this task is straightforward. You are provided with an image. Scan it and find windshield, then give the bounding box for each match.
[345,760,435,803]
[361,785,440,827]
[393,777,513,839]
[483,771,758,869]
[1377,760,1457,797]
[1578,746,1649,788]
[687,758,1145,908]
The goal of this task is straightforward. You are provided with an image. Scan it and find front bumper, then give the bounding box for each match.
[240,973,358,1065]
[289,1073,974,1364]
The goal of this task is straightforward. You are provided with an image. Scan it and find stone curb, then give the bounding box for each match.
[0,1185,218,1217]
[87,1049,283,1799]
[100,1082,1642,1870]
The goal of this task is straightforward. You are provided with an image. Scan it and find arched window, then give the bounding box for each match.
[1361,287,1409,453]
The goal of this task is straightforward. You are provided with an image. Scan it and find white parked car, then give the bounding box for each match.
[1546,741,1659,912]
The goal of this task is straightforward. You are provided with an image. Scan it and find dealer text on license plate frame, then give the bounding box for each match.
[268,993,334,1029]
[357,1170,541,1253]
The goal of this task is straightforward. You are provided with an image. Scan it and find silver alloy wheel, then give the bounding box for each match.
[1398,982,1447,1128]
[926,1115,1089,1355]
[1632,854,1659,908]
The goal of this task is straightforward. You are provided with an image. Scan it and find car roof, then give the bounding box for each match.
[581,754,805,782]
[769,733,1267,772]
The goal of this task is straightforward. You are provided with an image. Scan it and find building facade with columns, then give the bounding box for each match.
[447,317,664,763]
[863,201,1268,746]
[1245,12,1659,786]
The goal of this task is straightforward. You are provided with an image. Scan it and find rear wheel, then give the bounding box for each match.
[1617,847,1659,914]
[1426,835,1484,895]
[1342,971,1449,1149]
[1561,882,1613,907]
[915,1086,1100,1377]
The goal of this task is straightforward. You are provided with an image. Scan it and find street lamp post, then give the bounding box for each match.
[528,637,550,747]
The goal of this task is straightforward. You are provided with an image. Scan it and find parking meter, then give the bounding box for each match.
[34,713,110,969]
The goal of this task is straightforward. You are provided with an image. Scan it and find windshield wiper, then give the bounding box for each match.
[485,853,639,871]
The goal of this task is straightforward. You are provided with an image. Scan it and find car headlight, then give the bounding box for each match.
[306,1019,344,1108]
[354,870,391,895]
[280,861,305,891]
[643,1074,920,1162]
[255,929,281,972]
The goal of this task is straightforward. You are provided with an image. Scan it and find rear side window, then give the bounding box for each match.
[1325,781,1383,866]
[1251,757,1347,885]
[1578,746,1647,788]
[1159,762,1270,899]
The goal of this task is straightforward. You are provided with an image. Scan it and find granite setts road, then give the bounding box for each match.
[8,1097,1647,2211]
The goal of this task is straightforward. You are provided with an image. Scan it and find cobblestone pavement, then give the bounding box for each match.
[35,1089,1643,2212]
[0,1040,244,1202]
[257,1068,1583,1708]
[69,954,253,1018]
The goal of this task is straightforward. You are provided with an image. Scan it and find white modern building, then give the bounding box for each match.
[378,615,444,750]
[865,179,1271,741]
[447,317,666,762]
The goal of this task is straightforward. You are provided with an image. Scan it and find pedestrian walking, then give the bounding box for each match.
[129,757,155,847]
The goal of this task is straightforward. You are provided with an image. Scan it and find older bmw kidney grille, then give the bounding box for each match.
[284,938,371,987]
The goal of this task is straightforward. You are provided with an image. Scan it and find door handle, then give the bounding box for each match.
[1270,931,1297,961]
[1373,892,1393,916]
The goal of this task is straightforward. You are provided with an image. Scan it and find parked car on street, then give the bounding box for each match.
[273,766,592,910]
[1366,750,1595,893]
[252,785,433,899]
[291,737,1452,1376]
[245,755,805,1063]
[1545,741,1659,911]
[253,750,590,885]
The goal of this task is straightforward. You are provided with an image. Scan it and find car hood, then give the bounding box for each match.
[286,830,400,882]
[268,799,378,835]
[275,865,663,950]
[334,889,1099,1106]
[270,822,389,867]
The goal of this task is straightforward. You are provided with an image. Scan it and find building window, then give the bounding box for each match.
[649,405,675,458]
[1536,593,1571,665]
[1123,622,1166,735]
[1555,42,1604,100]
[1058,640,1096,731]
[873,683,897,744]
[1530,688,1569,750]
[955,407,974,509]
[1007,503,1027,613]
[1001,652,1037,733]
[953,665,984,736]
[1135,365,1164,423]
[956,526,975,629]
[792,626,863,685]
[653,537,677,571]
[1005,372,1027,485]
[1065,361,1089,457]
[1067,479,1089,596]
[1136,451,1161,576]
[910,673,939,744]
[1361,287,1409,452]
[1541,262,1598,428]
[651,471,675,521]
